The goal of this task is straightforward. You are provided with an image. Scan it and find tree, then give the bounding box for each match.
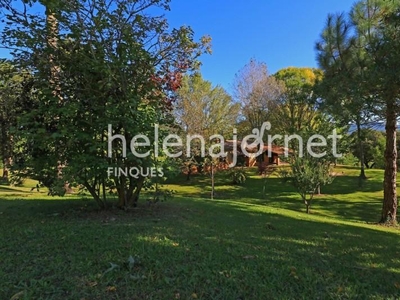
[1,0,211,208]
[315,12,374,180]
[270,68,341,199]
[271,67,342,164]
[316,0,400,224]
[0,61,27,180]
[174,73,239,188]
[175,73,240,139]
[233,59,284,133]
[272,67,323,136]
[369,4,400,223]
[350,128,385,169]
[279,155,334,214]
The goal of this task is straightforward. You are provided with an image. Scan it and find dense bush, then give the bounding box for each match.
[228,168,247,185]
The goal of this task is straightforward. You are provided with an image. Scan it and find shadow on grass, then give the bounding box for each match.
[311,196,383,222]
[323,175,384,194]
[0,197,399,299]
[165,169,388,222]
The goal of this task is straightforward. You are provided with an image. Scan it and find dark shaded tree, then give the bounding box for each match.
[1,0,211,208]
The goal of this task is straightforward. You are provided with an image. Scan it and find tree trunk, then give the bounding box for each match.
[186,163,192,181]
[46,6,60,98]
[45,4,66,190]
[356,117,367,180]
[2,157,11,179]
[101,178,107,209]
[130,179,144,208]
[211,163,215,199]
[114,176,126,208]
[0,119,10,180]
[381,103,398,224]
[2,168,8,179]
[117,182,126,208]
[304,198,311,214]
[83,181,105,209]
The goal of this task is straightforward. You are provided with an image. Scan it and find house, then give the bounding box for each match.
[224,140,291,170]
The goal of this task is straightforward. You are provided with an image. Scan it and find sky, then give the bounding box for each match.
[0,0,356,92]
[163,0,356,92]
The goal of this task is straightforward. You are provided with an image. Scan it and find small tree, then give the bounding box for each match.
[279,156,334,214]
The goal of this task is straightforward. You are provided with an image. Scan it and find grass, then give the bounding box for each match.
[166,165,387,222]
[0,166,400,299]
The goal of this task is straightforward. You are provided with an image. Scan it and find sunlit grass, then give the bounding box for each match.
[0,165,399,299]
[164,165,390,223]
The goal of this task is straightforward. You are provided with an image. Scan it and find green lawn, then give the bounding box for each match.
[1,166,400,299]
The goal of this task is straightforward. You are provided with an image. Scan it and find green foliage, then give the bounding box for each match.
[315,11,371,124]
[268,67,345,163]
[271,67,324,136]
[273,67,322,94]
[1,0,211,208]
[175,73,240,139]
[8,172,25,186]
[350,129,386,169]
[228,168,247,185]
[338,152,359,166]
[159,158,182,181]
[279,156,335,213]
[0,60,30,179]
[315,10,375,179]
[150,188,176,203]
[316,0,400,223]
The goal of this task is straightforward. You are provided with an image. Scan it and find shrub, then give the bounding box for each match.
[229,168,247,185]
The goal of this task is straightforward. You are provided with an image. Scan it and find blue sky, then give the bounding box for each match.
[0,0,355,92]
[164,0,355,91]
